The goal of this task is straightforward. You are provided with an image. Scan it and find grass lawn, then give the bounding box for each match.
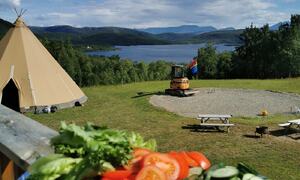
[28,79,300,180]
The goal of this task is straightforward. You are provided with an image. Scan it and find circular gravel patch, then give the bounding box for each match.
[149,88,300,117]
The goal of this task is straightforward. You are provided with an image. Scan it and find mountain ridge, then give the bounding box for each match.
[138,25,218,34]
[0,18,13,37]
[0,18,243,46]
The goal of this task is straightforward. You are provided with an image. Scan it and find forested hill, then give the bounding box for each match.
[156,30,243,44]
[31,26,169,46]
[0,20,169,45]
[0,18,243,46]
[0,18,13,37]
[188,29,244,44]
[31,25,243,45]
[138,25,217,34]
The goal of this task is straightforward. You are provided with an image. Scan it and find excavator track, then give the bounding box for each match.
[165,89,198,97]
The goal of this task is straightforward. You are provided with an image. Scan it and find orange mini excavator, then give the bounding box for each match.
[165,65,198,97]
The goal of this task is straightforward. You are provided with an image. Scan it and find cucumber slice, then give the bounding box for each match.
[189,167,203,177]
[230,177,241,180]
[205,164,226,180]
[211,166,239,178]
[242,173,256,180]
[184,174,200,180]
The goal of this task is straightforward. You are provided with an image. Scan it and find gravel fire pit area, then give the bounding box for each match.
[150,88,300,117]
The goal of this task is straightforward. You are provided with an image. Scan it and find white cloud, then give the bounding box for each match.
[193,0,289,28]
[0,0,21,8]
[30,0,291,28]
[48,12,77,19]
[282,0,296,2]
[77,0,179,28]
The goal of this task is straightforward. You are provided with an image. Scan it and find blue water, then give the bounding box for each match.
[87,44,236,63]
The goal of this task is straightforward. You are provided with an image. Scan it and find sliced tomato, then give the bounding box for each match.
[125,148,152,172]
[124,159,142,173]
[136,165,167,180]
[133,148,152,158]
[179,152,199,167]
[101,178,111,180]
[125,174,137,180]
[116,167,127,170]
[102,170,132,180]
[142,153,180,180]
[186,151,211,170]
[168,152,189,179]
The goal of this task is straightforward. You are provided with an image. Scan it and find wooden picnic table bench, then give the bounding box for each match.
[278,119,300,127]
[198,123,235,132]
[278,119,300,133]
[197,114,232,124]
[197,114,234,132]
[288,119,300,124]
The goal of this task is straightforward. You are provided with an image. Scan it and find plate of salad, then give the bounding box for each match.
[26,122,267,180]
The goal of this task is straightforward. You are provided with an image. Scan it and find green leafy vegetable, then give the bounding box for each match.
[85,129,133,169]
[127,132,157,151]
[60,159,99,180]
[28,122,157,179]
[27,154,82,180]
[51,122,134,172]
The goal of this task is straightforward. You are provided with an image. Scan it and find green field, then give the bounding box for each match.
[29,79,300,180]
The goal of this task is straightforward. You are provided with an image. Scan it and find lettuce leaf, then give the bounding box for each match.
[27,154,82,180]
[127,132,157,151]
[30,122,157,179]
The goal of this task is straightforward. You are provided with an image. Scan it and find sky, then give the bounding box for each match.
[0,0,299,28]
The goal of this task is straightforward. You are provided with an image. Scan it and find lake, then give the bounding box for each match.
[87,44,236,63]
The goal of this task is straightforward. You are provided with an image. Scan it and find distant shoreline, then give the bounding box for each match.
[86,43,236,63]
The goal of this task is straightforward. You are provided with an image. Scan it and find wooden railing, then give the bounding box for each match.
[0,105,57,180]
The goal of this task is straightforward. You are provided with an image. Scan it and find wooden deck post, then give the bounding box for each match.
[1,160,14,180]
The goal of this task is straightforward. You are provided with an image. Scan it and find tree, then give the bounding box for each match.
[233,24,262,78]
[148,61,171,80]
[135,62,148,81]
[233,14,300,79]
[216,52,233,79]
[197,43,218,78]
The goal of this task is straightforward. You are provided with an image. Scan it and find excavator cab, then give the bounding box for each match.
[170,65,189,90]
[171,65,185,78]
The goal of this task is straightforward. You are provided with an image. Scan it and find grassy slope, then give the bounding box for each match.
[28,79,300,180]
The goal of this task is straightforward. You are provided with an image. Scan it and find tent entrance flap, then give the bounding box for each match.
[1,79,20,112]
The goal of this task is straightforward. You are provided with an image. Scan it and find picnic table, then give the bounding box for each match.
[278,119,300,133]
[197,114,234,132]
[288,119,300,125]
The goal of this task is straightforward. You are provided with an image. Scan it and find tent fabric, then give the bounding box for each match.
[0,17,87,112]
